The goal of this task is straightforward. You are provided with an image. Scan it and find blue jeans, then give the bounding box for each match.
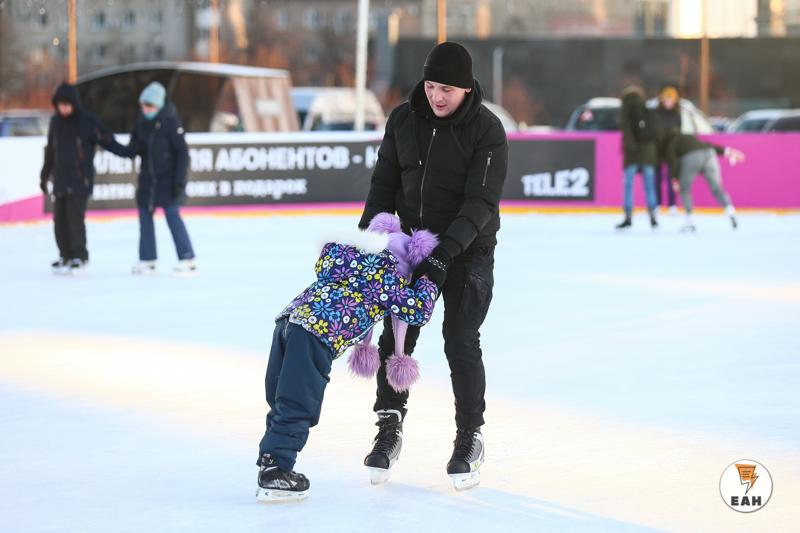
[623,164,657,216]
[138,205,195,261]
[259,319,333,471]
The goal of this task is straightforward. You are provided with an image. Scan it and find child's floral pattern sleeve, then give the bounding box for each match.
[315,243,337,281]
[377,270,439,326]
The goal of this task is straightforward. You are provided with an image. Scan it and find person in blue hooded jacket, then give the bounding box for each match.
[40,82,126,273]
[115,82,196,275]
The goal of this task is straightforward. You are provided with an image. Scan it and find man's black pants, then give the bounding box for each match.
[373,245,495,430]
[53,193,89,261]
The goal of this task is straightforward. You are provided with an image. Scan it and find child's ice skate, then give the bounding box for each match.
[256,453,309,503]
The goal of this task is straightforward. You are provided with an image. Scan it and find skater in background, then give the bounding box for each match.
[359,41,508,490]
[40,82,125,274]
[114,82,196,275]
[654,85,682,213]
[616,85,659,229]
[662,130,745,232]
[256,213,439,502]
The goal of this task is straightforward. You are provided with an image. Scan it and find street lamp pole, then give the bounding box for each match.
[67,0,77,82]
[209,0,220,63]
[437,0,447,43]
[699,0,710,114]
[354,0,370,131]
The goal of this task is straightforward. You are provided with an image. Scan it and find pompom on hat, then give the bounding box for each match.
[347,213,437,392]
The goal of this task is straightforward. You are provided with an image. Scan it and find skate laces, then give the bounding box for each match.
[452,429,476,459]
[372,418,401,454]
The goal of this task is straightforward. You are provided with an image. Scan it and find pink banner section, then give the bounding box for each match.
[507,132,800,210]
[2,133,799,224]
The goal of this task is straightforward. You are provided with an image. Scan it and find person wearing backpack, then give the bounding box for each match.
[616,85,658,230]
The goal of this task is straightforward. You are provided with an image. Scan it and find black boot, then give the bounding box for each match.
[256,453,310,502]
[649,209,659,229]
[615,216,632,230]
[447,428,485,490]
[364,409,403,485]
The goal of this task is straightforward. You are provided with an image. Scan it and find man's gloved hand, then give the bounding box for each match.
[411,246,452,290]
[39,180,48,194]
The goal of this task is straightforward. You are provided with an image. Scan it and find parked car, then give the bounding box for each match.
[291,87,385,131]
[565,97,714,134]
[727,109,800,132]
[78,62,298,133]
[709,116,733,132]
[764,111,800,132]
[0,110,50,137]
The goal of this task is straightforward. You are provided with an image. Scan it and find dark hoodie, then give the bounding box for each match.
[114,102,189,209]
[40,83,123,196]
[619,89,659,167]
[359,79,508,257]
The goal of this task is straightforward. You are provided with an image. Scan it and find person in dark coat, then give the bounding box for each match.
[40,82,125,273]
[115,82,196,274]
[653,85,682,210]
[616,85,659,229]
[357,41,508,490]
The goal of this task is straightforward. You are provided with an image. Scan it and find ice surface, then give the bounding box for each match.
[1,211,798,532]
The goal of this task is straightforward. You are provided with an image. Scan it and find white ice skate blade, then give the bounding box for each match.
[450,471,481,491]
[367,467,391,486]
[255,486,309,503]
[172,269,198,278]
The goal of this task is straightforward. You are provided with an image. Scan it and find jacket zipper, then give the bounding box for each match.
[482,151,493,187]
[419,127,436,225]
[76,138,88,188]
[147,121,160,211]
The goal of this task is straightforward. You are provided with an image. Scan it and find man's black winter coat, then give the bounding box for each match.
[40,83,122,197]
[359,80,508,257]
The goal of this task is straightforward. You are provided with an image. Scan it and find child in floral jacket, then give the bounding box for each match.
[256,213,439,502]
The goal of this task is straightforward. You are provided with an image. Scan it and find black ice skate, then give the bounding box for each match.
[364,409,403,485]
[649,210,659,229]
[65,258,87,275]
[256,453,309,503]
[447,428,484,491]
[615,217,632,230]
[51,259,67,274]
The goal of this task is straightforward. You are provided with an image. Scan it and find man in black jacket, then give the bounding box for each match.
[40,83,124,273]
[358,41,508,490]
[653,85,682,211]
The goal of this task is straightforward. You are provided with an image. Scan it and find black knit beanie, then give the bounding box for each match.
[423,41,474,89]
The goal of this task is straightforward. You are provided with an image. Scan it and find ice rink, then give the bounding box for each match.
[1,210,798,532]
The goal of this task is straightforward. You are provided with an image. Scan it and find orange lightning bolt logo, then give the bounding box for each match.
[735,463,758,494]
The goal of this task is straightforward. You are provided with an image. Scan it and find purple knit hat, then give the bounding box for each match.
[347,213,437,392]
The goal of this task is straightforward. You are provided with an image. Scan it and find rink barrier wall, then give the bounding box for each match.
[2,131,799,224]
